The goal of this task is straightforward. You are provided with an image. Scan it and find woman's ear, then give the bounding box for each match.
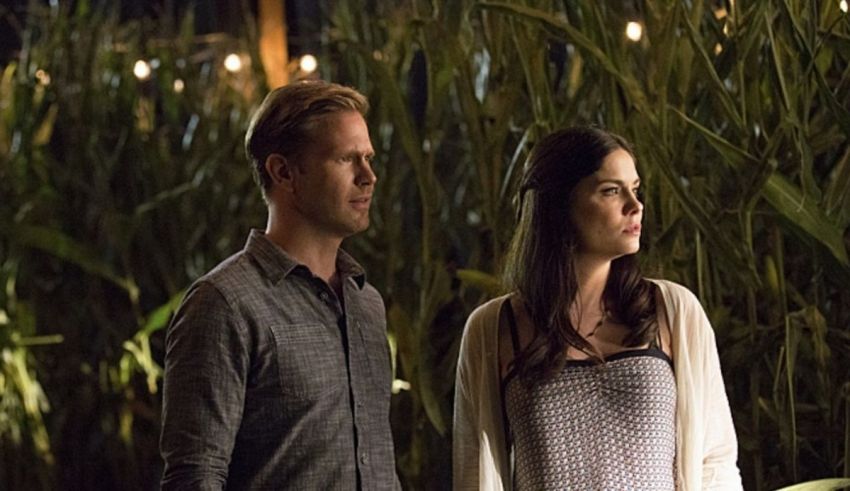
[265,153,296,192]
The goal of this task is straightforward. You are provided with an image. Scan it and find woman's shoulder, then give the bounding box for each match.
[461,294,510,359]
[466,293,512,326]
[647,278,715,344]
[461,293,513,343]
[647,278,700,306]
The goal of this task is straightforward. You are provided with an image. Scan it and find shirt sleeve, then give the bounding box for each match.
[160,281,250,490]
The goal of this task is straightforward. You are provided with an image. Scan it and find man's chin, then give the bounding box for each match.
[340,221,369,238]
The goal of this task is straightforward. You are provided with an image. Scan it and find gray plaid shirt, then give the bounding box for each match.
[160,230,399,490]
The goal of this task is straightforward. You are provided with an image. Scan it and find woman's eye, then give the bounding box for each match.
[602,187,619,196]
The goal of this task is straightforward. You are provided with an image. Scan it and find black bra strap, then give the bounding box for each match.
[650,316,667,349]
[504,299,522,356]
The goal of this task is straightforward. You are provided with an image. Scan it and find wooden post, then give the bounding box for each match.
[258,0,289,88]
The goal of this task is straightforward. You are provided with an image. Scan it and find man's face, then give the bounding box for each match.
[289,110,376,241]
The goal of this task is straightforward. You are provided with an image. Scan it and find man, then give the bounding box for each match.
[160,80,399,490]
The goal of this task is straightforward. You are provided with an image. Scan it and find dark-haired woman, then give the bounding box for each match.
[453,126,742,490]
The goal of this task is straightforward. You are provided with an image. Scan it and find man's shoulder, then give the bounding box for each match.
[359,281,384,304]
[201,248,262,285]
[185,249,263,305]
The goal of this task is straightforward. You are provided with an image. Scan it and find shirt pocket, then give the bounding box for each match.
[358,322,392,397]
[268,323,347,401]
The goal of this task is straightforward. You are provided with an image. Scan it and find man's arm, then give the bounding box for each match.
[160,281,250,490]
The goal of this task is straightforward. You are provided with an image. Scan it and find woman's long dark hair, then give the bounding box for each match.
[503,126,658,382]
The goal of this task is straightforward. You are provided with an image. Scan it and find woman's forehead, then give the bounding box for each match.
[593,149,639,181]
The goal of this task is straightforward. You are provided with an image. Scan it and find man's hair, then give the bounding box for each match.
[245,80,369,195]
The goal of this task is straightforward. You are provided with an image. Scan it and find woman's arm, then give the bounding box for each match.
[452,299,511,491]
[454,309,484,490]
[697,307,742,490]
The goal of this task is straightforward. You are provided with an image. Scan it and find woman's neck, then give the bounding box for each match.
[573,255,611,315]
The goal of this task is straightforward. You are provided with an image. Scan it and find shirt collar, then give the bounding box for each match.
[244,229,367,289]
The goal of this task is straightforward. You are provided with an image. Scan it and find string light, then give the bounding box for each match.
[714,43,723,55]
[625,22,643,42]
[299,54,318,74]
[840,0,848,13]
[133,60,152,80]
[173,79,185,93]
[224,53,243,72]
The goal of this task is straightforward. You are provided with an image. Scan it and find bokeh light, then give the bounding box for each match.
[224,53,243,73]
[299,54,318,74]
[133,60,151,80]
[625,22,643,42]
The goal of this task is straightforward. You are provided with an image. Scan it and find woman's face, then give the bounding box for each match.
[568,148,643,260]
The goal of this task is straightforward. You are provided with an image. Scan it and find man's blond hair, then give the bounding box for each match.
[245,80,369,195]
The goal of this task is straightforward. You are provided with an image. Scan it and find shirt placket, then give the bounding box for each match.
[341,279,373,488]
[315,275,371,489]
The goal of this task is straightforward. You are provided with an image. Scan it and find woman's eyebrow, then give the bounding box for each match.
[596,178,641,185]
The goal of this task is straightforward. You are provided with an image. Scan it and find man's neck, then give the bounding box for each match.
[265,217,342,286]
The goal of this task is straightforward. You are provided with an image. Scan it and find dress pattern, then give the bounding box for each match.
[504,350,677,490]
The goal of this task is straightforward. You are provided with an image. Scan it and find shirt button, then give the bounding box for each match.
[360,453,369,465]
[319,291,330,302]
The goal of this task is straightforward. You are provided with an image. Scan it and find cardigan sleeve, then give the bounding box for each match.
[453,298,510,491]
[654,279,743,490]
[453,308,483,490]
[691,294,743,490]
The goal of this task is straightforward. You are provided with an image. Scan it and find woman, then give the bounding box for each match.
[453,126,742,490]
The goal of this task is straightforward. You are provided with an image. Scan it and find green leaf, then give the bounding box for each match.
[140,290,186,336]
[672,108,849,267]
[824,145,850,226]
[477,1,653,118]
[456,268,502,296]
[1,223,139,300]
[762,173,849,266]
[774,478,850,491]
[670,107,758,166]
[681,9,745,132]
[645,143,760,287]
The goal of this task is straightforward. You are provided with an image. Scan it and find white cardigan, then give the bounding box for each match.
[452,279,743,490]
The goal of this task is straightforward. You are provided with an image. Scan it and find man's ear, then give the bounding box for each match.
[264,153,296,193]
